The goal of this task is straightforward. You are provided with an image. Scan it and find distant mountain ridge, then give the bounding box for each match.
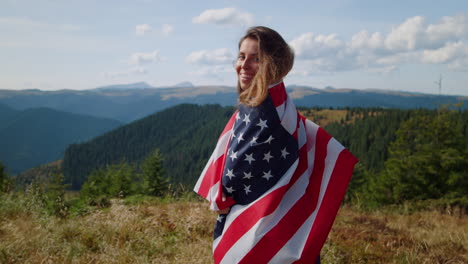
[1,82,466,124]
[0,105,122,174]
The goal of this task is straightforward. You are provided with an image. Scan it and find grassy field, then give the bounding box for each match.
[0,195,467,264]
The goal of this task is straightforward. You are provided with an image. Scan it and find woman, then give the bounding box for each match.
[194,26,357,264]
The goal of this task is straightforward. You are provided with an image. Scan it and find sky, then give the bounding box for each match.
[1,0,468,96]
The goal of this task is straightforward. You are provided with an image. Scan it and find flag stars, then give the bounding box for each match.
[217,215,225,222]
[262,170,273,181]
[243,171,253,180]
[226,169,235,180]
[264,135,274,144]
[250,136,258,146]
[256,119,268,130]
[281,147,290,159]
[263,151,274,163]
[244,184,252,195]
[243,113,251,125]
[237,132,244,143]
[235,112,240,121]
[244,153,255,164]
[225,186,235,194]
[229,150,238,161]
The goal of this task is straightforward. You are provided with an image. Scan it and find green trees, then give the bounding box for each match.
[141,149,168,196]
[80,148,168,203]
[45,173,69,217]
[369,108,468,205]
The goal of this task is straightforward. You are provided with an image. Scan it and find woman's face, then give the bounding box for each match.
[236,38,260,90]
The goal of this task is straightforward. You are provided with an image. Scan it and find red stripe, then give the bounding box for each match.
[269,82,287,107]
[237,129,331,263]
[196,156,224,198]
[294,149,358,263]
[196,112,237,198]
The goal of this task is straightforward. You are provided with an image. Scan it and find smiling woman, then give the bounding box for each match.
[194,26,357,264]
[235,26,295,107]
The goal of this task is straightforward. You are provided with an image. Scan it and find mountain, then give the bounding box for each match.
[0,107,122,175]
[94,82,154,91]
[63,104,234,189]
[0,103,19,131]
[1,83,466,124]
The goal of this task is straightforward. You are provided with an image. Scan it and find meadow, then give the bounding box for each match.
[0,194,466,264]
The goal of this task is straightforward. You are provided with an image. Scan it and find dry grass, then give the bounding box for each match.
[1,198,466,264]
[300,109,349,126]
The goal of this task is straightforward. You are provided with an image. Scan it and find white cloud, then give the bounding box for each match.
[192,7,254,26]
[385,16,426,51]
[186,48,234,65]
[349,30,385,52]
[289,32,344,60]
[128,50,162,65]
[136,24,152,36]
[289,14,468,74]
[161,24,174,36]
[422,42,468,64]
[426,14,468,46]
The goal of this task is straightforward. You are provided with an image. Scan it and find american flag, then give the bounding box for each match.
[194,82,358,264]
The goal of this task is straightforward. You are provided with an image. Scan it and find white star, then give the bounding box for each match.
[237,132,244,143]
[225,186,235,193]
[281,147,290,159]
[225,169,235,180]
[243,171,253,180]
[235,112,240,121]
[250,136,258,146]
[262,170,273,181]
[264,135,274,144]
[243,113,251,125]
[229,150,238,161]
[263,151,274,163]
[257,119,268,130]
[217,215,225,222]
[244,153,255,164]
[244,184,252,195]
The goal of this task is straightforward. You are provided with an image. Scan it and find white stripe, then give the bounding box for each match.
[269,137,344,263]
[305,120,319,169]
[280,96,297,135]
[208,181,221,211]
[275,103,285,119]
[194,129,232,192]
[297,119,307,149]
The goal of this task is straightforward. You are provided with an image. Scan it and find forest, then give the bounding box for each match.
[44,104,467,210]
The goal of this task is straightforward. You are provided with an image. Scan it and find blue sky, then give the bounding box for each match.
[1,0,468,96]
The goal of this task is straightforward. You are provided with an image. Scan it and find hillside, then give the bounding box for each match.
[0,107,122,175]
[1,82,466,123]
[63,104,235,189]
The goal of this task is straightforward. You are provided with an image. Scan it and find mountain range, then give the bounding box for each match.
[0,104,122,174]
[1,82,466,123]
[1,82,467,176]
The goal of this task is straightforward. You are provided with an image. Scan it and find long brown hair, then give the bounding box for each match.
[237,26,294,106]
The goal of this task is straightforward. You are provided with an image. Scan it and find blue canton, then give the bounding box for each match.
[221,95,299,205]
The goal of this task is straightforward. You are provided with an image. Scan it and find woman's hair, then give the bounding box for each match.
[237,26,295,106]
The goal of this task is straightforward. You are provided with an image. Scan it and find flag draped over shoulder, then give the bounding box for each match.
[194,81,358,264]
